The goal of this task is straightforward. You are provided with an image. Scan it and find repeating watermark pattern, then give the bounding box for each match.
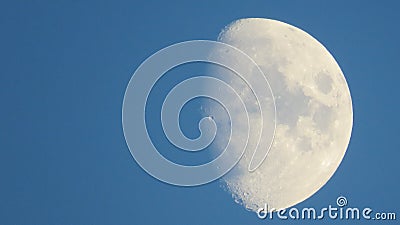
[122,40,276,186]
[257,196,396,221]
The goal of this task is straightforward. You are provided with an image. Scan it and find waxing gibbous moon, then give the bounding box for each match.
[207,18,353,211]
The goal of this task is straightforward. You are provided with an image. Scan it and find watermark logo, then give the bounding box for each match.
[257,196,396,221]
[122,40,276,186]
[336,196,348,207]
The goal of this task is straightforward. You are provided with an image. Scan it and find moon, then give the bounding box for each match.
[206,18,353,211]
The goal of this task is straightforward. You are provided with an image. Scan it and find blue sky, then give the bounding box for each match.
[0,0,399,224]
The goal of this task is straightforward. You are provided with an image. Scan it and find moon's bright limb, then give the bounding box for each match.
[208,18,353,211]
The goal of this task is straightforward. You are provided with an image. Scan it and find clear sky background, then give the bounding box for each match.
[1,0,399,225]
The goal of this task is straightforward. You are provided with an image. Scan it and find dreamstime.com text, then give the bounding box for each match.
[257,196,396,221]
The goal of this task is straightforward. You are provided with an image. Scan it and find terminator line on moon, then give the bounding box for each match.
[207,18,353,211]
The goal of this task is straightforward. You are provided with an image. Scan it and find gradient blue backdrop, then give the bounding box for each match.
[1,0,399,224]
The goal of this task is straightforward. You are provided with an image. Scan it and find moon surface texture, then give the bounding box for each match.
[207,18,353,211]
